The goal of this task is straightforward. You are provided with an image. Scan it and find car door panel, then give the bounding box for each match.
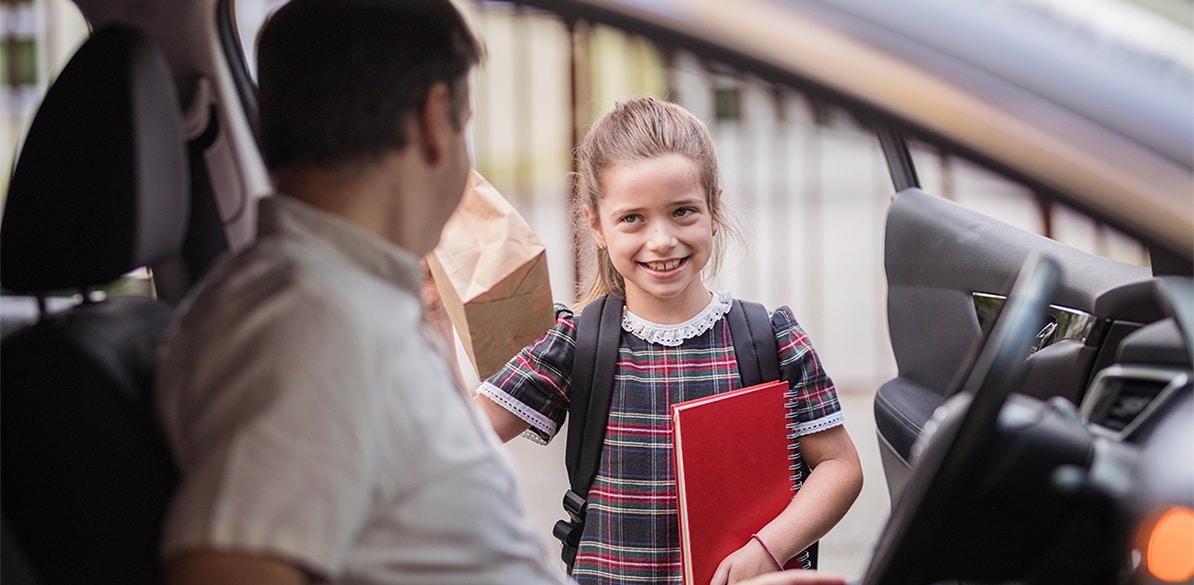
[877,188,1154,498]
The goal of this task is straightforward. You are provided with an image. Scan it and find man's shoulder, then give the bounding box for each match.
[155,235,382,418]
[185,237,309,308]
[200,232,362,301]
[164,237,345,350]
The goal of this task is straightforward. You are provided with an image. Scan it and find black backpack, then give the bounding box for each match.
[552,295,818,570]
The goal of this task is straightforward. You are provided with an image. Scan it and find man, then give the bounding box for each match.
[155,1,567,583]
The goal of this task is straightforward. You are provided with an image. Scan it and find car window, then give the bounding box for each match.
[231,0,898,387]
[230,0,1162,414]
[229,2,1175,572]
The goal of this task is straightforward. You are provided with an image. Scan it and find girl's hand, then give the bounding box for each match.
[419,259,451,339]
[709,537,781,585]
[419,258,466,390]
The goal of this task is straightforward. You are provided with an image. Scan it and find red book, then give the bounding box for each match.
[671,379,799,585]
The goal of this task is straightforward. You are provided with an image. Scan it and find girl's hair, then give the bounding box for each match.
[574,96,742,307]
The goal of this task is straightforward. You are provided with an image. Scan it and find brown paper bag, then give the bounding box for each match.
[427,170,555,381]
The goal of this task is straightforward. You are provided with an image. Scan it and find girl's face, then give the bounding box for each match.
[587,154,719,322]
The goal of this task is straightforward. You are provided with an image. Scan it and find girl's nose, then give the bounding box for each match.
[647,224,678,251]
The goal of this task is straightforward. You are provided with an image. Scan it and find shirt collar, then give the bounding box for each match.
[257,194,422,295]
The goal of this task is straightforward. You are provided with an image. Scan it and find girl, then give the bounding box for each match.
[475,96,863,585]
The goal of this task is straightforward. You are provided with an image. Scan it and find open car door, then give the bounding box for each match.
[873,184,1160,499]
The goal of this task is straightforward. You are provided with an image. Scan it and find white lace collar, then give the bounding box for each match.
[622,290,733,347]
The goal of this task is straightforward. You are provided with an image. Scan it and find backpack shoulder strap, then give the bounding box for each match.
[564,295,623,495]
[726,299,780,386]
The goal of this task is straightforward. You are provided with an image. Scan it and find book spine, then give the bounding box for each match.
[783,390,805,492]
[783,389,816,570]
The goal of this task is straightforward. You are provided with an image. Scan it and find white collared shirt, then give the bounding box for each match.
[157,195,568,585]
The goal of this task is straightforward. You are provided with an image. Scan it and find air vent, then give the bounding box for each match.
[1081,366,1190,440]
[1088,378,1167,431]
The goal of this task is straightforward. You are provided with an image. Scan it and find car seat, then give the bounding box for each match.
[0,24,189,585]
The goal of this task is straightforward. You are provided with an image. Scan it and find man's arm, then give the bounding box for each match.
[166,551,306,585]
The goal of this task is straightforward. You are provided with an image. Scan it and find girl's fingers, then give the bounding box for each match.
[710,558,732,585]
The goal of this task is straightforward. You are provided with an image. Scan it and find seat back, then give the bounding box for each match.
[1,24,189,585]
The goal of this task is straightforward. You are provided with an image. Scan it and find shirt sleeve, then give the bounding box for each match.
[773,305,845,437]
[476,303,577,444]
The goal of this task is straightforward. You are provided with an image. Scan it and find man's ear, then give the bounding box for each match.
[416,82,453,166]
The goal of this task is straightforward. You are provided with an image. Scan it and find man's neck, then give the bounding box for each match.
[274,155,414,250]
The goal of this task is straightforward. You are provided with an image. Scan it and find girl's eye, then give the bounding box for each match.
[674,207,697,218]
[619,214,642,224]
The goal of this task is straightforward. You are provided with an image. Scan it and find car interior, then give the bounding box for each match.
[0,23,203,585]
[873,187,1165,498]
[866,190,1194,583]
[1,1,1191,585]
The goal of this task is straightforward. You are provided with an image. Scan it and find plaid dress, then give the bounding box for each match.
[478,292,844,585]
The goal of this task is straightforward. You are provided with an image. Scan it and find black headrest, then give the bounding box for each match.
[1,25,188,294]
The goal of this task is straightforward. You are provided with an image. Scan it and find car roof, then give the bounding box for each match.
[517,0,1194,259]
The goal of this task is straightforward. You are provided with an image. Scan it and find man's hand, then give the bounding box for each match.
[737,571,847,585]
[420,257,469,392]
[420,258,453,345]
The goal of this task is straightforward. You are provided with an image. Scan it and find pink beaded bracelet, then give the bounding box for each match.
[750,533,783,570]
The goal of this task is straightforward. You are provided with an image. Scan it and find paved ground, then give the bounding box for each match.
[501,384,890,581]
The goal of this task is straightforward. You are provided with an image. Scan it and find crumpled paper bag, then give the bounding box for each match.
[427,169,554,380]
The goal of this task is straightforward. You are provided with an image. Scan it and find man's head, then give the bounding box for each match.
[256,0,482,176]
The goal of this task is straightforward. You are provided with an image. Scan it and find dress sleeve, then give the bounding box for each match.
[476,303,576,444]
[772,305,845,437]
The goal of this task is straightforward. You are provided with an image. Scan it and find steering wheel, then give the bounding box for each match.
[860,254,1060,585]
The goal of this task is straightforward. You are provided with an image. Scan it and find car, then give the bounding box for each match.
[2,0,1190,584]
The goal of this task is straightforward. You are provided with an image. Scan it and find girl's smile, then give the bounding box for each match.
[641,257,686,272]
